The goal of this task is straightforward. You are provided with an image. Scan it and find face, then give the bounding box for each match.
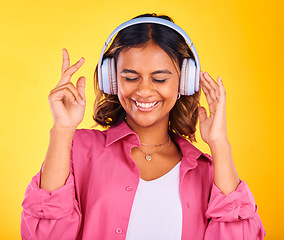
[116,42,180,129]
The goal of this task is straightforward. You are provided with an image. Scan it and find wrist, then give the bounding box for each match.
[51,125,77,132]
[50,125,77,138]
[208,140,232,160]
[208,139,230,150]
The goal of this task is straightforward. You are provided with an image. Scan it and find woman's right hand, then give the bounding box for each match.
[48,49,86,130]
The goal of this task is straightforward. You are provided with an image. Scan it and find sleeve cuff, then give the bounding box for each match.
[206,180,258,222]
[22,171,77,220]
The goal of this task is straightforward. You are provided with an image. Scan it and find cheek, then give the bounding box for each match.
[163,82,179,108]
[164,80,179,99]
[117,78,135,109]
[118,78,132,97]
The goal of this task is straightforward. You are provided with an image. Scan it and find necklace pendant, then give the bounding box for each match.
[145,154,152,161]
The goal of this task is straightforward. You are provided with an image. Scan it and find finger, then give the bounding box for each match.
[201,83,214,105]
[58,57,85,86]
[201,85,215,115]
[204,72,219,90]
[200,72,215,104]
[200,80,216,115]
[217,76,226,103]
[76,76,86,103]
[49,87,79,105]
[61,48,70,76]
[202,72,220,99]
[51,82,85,105]
[201,76,217,100]
[198,106,207,124]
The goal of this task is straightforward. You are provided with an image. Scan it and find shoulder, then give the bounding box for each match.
[198,153,213,164]
[72,121,135,150]
[174,134,212,164]
[176,135,213,180]
[196,153,213,177]
[72,128,108,150]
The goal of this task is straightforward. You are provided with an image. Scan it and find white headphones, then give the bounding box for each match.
[97,17,200,96]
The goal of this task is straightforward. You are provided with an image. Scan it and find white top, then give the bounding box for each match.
[125,161,182,240]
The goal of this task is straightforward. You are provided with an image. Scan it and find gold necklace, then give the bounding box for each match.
[140,136,170,147]
[137,137,171,161]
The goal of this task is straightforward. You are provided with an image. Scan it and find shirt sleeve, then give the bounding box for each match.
[21,135,82,240]
[204,180,265,240]
[21,171,81,240]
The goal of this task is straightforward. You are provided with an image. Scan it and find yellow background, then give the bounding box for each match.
[0,0,283,239]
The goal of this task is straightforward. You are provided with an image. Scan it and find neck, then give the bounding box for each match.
[125,117,170,146]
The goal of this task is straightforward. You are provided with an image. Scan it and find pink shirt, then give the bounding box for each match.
[21,121,265,240]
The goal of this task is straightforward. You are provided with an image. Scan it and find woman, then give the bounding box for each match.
[21,13,265,239]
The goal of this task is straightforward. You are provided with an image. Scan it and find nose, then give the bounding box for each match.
[136,78,156,98]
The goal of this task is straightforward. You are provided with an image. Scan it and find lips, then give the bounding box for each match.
[132,99,160,112]
[135,100,158,108]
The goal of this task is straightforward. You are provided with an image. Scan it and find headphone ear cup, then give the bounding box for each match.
[101,58,117,94]
[194,65,200,92]
[101,58,110,94]
[179,59,188,95]
[187,58,196,95]
[179,58,196,95]
[109,58,117,94]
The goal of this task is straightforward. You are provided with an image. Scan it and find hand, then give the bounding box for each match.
[48,49,86,129]
[199,71,240,194]
[198,71,228,146]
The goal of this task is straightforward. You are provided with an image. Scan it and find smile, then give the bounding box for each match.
[132,99,160,112]
[135,101,158,108]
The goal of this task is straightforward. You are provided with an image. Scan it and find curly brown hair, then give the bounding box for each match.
[93,13,201,142]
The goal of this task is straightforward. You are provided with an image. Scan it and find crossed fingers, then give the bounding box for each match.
[49,49,85,105]
[57,48,85,87]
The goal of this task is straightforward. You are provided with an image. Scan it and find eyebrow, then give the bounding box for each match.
[120,69,138,74]
[120,69,172,75]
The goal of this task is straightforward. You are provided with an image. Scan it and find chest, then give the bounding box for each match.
[130,143,182,181]
[73,142,212,239]
[125,161,183,239]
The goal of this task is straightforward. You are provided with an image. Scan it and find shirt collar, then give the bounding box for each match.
[105,121,212,168]
[173,134,212,170]
[105,121,138,147]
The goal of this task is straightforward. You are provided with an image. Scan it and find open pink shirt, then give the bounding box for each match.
[21,121,265,239]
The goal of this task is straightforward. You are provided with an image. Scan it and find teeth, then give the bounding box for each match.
[135,101,157,108]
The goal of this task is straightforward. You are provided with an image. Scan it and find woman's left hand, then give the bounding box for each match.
[198,71,229,146]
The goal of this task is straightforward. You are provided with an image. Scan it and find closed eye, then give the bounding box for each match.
[153,79,167,83]
[125,77,139,81]
[124,77,167,82]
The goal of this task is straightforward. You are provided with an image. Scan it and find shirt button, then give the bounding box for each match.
[126,186,133,191]
[116,227,123,234]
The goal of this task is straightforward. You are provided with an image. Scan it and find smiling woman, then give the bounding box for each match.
[93,15,200,142]
[21,13,265,240]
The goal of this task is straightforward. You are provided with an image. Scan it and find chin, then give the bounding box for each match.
[126,112,169,129]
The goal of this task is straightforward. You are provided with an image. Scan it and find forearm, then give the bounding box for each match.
[209,140,240,195]
[40,126,76,191]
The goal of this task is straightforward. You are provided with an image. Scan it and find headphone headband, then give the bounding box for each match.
[98,17,200,94]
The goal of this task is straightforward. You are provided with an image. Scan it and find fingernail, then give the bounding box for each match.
[74,101,78,105]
